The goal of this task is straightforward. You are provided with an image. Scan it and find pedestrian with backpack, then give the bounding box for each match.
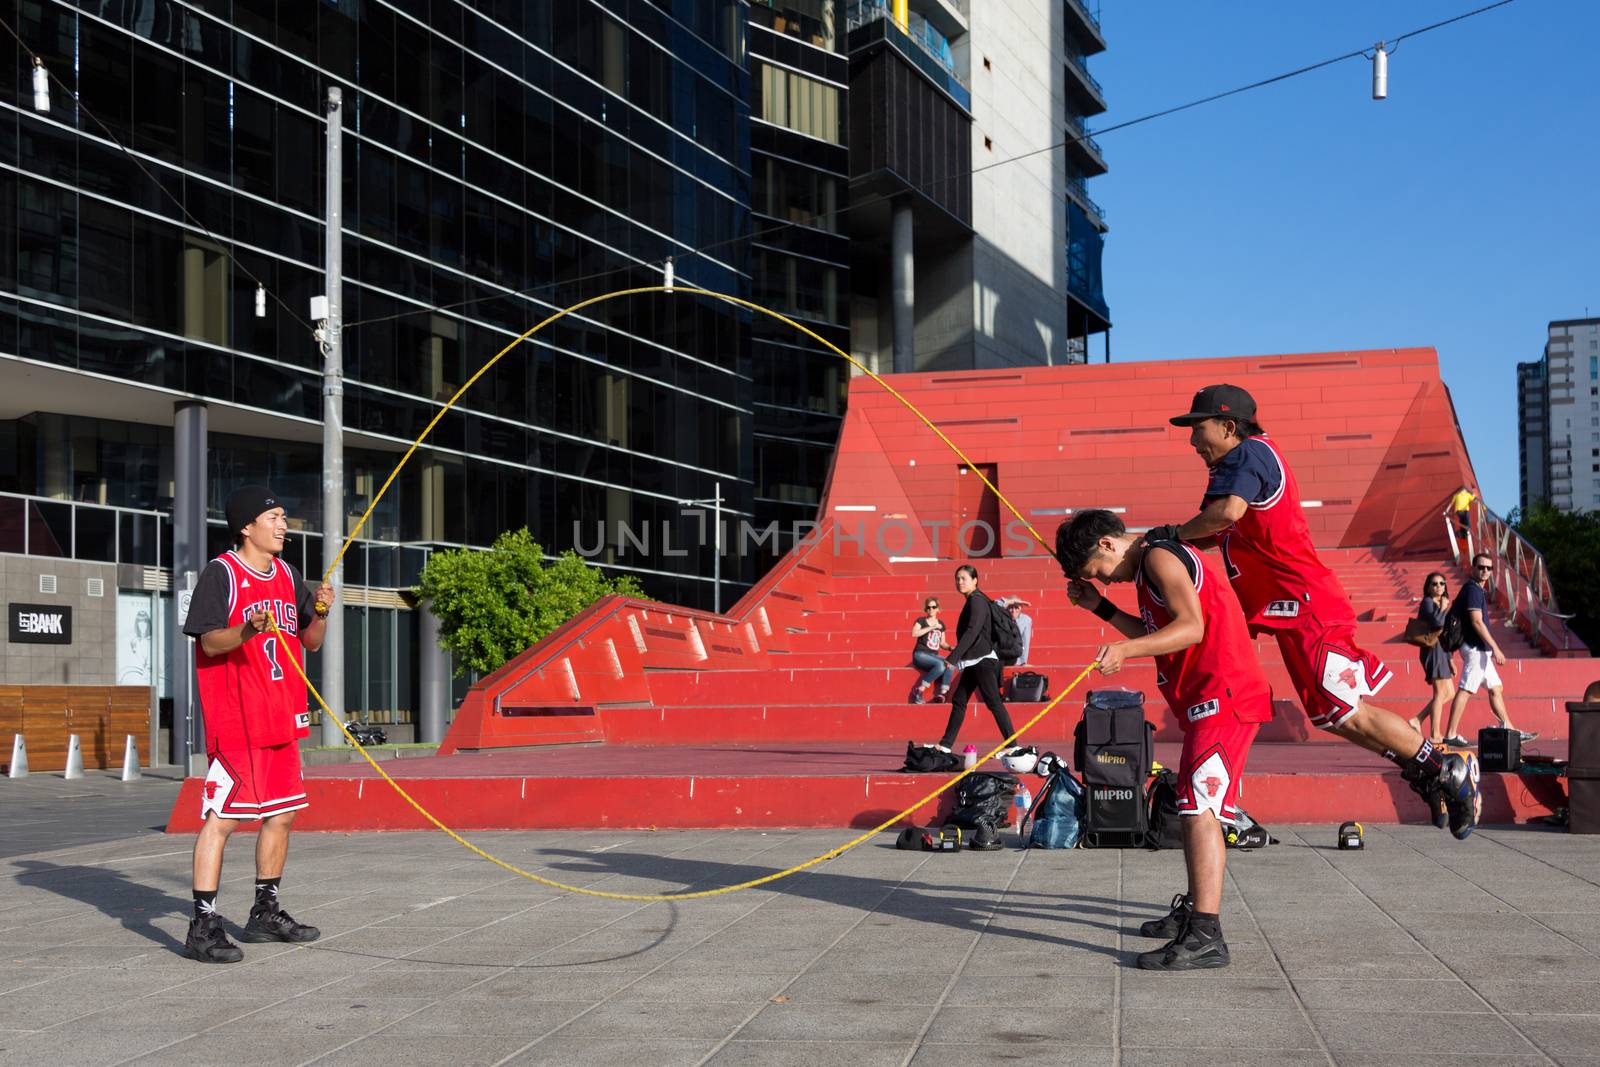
[928,565,1024,757]
[1057,510,1273,971]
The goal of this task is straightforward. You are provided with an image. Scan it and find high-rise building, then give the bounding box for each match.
[2,2,753,732]
[1517,357,1549,512]
[1541,316,1600,513]
[843,0,1110,374]
[746,1,851,564]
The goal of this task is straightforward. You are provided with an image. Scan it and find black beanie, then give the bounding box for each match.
[225,485,281,539]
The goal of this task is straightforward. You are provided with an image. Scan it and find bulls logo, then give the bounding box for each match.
[1204,776,1223,797]
[204,781,219,799]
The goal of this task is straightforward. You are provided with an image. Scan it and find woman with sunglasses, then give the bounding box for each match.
[909,597,954,704]
[1406,572,1455,745]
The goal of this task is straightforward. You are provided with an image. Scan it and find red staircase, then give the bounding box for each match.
[167,349,1592,834]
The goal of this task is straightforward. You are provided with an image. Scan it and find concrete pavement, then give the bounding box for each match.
[2,775,1598,1065]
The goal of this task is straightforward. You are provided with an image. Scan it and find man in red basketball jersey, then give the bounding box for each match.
[180,485,333,963]
[1147,385,1481,838]
[1057,509,1271,970]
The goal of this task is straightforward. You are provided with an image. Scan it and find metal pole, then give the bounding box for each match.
[171,400,206,770]
[319,85,346,746]
[713,481,722,614]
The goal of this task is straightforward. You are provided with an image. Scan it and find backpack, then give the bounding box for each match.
[1144,769,1184,850]
[1025,769,1084,849]
[1074,689,1155,847]
[947,771,1019,829]
[1006,671,1049,702]
[987,595,1023,665]
[901,742,963,774]
[1224,810,1276,850]
[1440,604,1465,653]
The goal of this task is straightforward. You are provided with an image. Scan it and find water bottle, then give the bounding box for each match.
[962,744,978,770]
[1014,785,1032,828]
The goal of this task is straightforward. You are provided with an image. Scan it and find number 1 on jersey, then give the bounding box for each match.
[262,636,285,681]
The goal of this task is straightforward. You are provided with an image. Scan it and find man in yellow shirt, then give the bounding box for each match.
[1448,487,1475,541]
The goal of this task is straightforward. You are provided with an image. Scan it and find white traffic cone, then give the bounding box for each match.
[63,734,84,779]
[7,734,27,778]
[120,734,142,782]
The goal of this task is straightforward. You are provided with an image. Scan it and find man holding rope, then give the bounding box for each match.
[1147,385,1481,838]
[1058,510,1270,970]
[181,486,333,963]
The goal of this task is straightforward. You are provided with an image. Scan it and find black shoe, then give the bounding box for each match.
[1136,921,1230,971]
[239,903,321,943]
[1437,752,1482,840]
[1138,893,1192,939]
[185,913,244,963]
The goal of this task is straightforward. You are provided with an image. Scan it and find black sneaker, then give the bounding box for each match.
[1136,919,1230,971]
[1138,893,1192,939]
[184,913,244,964]
[239,903,321,943]
[1438,752,1482,840]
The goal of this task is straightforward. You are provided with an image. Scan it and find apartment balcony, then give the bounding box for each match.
[1063,112,1107,176]
[1066,175,1106,229]
[1064,0,1107,57]
[1064,50,1107,115]
[846,0,971,110]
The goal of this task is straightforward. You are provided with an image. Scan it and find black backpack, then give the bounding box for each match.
[1074,689,1155,847]
[1145,769,1184,850]
[1440,602,1466,652]
[987,595,1023,665]
[1006,671,1048,702]
[947,771,1018,829]
[901,742,963,773]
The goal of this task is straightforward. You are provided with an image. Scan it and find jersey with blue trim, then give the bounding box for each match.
[184,551,314,752]
[1201,436,1357,631]
[1134,541,1273,725]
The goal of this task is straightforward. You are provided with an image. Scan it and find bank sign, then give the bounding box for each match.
[8,603,73,645]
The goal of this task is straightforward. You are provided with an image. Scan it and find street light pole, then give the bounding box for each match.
[679,481,724,614]
[318,85,346,745]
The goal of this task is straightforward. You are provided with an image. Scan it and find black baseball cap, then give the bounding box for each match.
[1169,384,1258,427]
[225,484,282,537]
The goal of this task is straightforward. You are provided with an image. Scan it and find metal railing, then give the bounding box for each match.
[1445,499,1584,654]
[1065,0,1102,31]
[1062,112,1105,159]
[1064,49,1105,99]
[1066,177,1107,222]
[846,0,965,85]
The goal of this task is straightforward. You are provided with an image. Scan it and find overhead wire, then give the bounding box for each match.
[337,0,1520,331]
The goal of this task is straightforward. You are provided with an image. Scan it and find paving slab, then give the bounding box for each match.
[1,803,1598,1066]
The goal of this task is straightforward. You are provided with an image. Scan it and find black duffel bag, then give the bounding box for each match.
[1006,671,1049,702]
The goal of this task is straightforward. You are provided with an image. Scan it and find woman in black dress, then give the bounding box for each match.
[1407,572,1456,745]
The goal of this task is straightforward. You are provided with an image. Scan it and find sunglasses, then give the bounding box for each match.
[1474,565,1493,572]
[925,603,939,610]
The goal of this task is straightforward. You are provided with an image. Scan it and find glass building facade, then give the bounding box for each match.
[1,0,780,729]
[746,0,850,561]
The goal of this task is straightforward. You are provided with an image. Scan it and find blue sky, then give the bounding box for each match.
[1089,0,1599,516]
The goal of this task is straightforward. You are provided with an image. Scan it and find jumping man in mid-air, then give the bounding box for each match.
[1147,385,1480,841]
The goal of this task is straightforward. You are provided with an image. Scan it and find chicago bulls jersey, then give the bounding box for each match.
[1202,435,1357,632]
[184,551,314,752]
[1134,541,1273,726]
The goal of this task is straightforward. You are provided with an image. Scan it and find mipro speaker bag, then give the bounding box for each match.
[1074,689,1154,845]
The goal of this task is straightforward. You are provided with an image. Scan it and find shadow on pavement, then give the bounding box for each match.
[13,860,188,953]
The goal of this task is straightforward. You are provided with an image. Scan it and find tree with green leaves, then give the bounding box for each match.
[416,528,644,677]
[1511,501,1600,653]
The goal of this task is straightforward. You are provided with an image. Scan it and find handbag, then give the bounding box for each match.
[1403,615,1440,648]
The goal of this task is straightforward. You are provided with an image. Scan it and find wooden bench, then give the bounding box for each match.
[0,686,150,773]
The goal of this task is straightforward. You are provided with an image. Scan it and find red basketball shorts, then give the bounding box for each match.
[1272,623,1392,729]
[1175,709,1260,828]
[201,742,308,821]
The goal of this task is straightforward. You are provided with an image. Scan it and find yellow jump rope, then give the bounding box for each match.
[265,285,1100,901]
